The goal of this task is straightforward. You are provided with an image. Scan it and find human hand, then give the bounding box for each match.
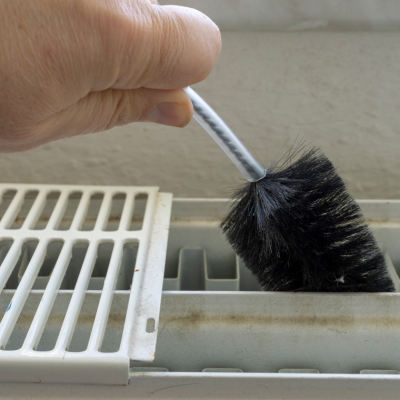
[0,0,221,152]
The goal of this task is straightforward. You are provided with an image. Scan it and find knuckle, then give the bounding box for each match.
[105,89,152,130]
[105,90,133,130]
[105,90,125,130]
[132,89,153,121]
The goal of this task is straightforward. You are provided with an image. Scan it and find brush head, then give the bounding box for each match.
[221,147,395,292]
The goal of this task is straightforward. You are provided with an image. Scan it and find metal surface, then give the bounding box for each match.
[131,291,400,373]
[2,372,400,399]
[184,87,266,182]
[3,290,400,398]
[0,184,172,385]
[2,198,400,398]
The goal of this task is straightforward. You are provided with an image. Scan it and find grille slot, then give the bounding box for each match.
[162,248,397,292]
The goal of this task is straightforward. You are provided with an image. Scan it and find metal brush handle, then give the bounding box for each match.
[184,87,266,182]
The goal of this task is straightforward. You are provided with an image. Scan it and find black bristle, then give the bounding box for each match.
[221,147,395,292]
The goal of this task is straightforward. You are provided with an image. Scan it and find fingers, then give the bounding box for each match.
[90,1,222,91]
[0,88,193,153]
[0,0,219,152]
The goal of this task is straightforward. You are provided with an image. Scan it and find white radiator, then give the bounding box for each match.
[1,188,400,399]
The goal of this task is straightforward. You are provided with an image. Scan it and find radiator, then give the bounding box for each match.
[1,185,400,399]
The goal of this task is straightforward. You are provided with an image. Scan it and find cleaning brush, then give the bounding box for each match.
[184,87,395,292]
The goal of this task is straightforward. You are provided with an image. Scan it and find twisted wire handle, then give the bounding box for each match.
[184,87,265,182]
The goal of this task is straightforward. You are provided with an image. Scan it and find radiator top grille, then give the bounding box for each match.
[0,184,172,385]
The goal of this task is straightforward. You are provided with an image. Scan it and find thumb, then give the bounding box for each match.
[90,2,221,91]
[9,88,192,152]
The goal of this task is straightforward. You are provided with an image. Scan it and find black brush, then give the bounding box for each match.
[184,87,394,292]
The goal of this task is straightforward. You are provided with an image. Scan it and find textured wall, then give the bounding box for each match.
[160,0,400,31]
[2,32,400,199]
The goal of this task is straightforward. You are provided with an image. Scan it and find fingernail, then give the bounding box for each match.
[145,103,190,127]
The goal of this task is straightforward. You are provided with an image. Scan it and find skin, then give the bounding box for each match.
[0,0,221,152]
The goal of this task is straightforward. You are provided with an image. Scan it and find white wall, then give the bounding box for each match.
[2,30,400,199]
[159,0,400,31]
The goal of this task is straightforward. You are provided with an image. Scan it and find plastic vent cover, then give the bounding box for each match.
[0,184,172,385]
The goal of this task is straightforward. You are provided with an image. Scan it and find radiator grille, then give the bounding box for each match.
[0,184,172,385]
